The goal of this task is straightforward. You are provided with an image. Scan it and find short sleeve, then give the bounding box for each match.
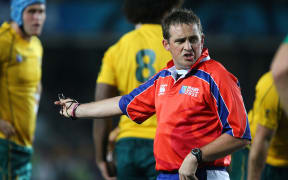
[96,47,117,86]
[250,72,279,131]
[119,72,160,124]
[0,37,9,64]
[256,85,279,130]
[210,67,250,140]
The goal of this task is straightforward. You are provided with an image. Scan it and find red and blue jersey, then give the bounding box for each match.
[119,48,251,171]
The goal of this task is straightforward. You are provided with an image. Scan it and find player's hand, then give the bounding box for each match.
[97,161,117,180]
[179,152,198,180]
[108,127,119,150]
[0,119,16,138]
[96,127,118,179]
[101,127,119,178]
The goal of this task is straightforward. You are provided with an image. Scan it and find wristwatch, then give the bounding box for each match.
[191,148,202,163]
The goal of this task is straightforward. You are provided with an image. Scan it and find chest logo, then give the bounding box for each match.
[179,86,199,97]
[16,54,23,63]
[158,84,168,96]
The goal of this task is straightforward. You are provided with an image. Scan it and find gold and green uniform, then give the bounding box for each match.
[0,22,42,147]
[249,72,288,167]
[97,24,171,140]
[231,36,288,180]
[0,22,43,179]
[97,24,171,179]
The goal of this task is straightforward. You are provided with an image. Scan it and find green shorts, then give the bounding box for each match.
[229,147,249,180]
[261,164,288,180]
[0,138,33,180]
[115,137,157,180]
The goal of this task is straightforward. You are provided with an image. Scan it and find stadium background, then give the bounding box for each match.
[0,0,287,179]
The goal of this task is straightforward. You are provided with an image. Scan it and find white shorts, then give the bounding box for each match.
[207,170,230,180]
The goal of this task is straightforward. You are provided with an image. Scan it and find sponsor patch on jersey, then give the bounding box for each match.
[265,109,270,118]
[16,54,23,62]
[158,84,168,96]
[179,86,199,97]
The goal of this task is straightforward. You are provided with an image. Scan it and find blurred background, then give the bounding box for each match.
[0,0,287,179]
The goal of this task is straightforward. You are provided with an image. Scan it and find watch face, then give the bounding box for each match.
[191,148,202,163]
[192,148,199,154]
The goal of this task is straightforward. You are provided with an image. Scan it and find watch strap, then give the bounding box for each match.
[191,148,202,163]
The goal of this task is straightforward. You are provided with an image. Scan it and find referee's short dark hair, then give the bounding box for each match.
[123,0,184,24]
[162,8,203,41]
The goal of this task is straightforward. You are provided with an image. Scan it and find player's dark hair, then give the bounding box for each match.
[123,0,183,24]
[162,8,203,40]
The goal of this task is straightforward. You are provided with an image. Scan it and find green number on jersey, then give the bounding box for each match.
[136,49,156,82]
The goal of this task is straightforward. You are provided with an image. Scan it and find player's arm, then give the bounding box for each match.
[34,83,42,111]
[31,82,42,142]
[36,83,42,102]
[247,125,274,180]
[247,74,278,180]
[0,119,16,138]
[0,43,16,138]
[271,42,288,115]
[93,83,118,179]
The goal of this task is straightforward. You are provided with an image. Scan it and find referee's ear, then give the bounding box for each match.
[201,34,205,48]
[163,39,170,51]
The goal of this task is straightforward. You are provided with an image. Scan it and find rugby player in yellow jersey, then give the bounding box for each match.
[0,0,46,179]
[271,35,288,116]
[93,0,183,179]
[247,72,288,180]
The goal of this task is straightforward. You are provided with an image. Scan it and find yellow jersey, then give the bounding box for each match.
[0,22,43,147]
[248,72,288,166]
[97,24,172,140]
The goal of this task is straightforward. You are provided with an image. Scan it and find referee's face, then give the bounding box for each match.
[163,23,204,70]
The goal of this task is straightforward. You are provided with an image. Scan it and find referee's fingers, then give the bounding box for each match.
[61,98,73,105]
[54,100,61,105]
